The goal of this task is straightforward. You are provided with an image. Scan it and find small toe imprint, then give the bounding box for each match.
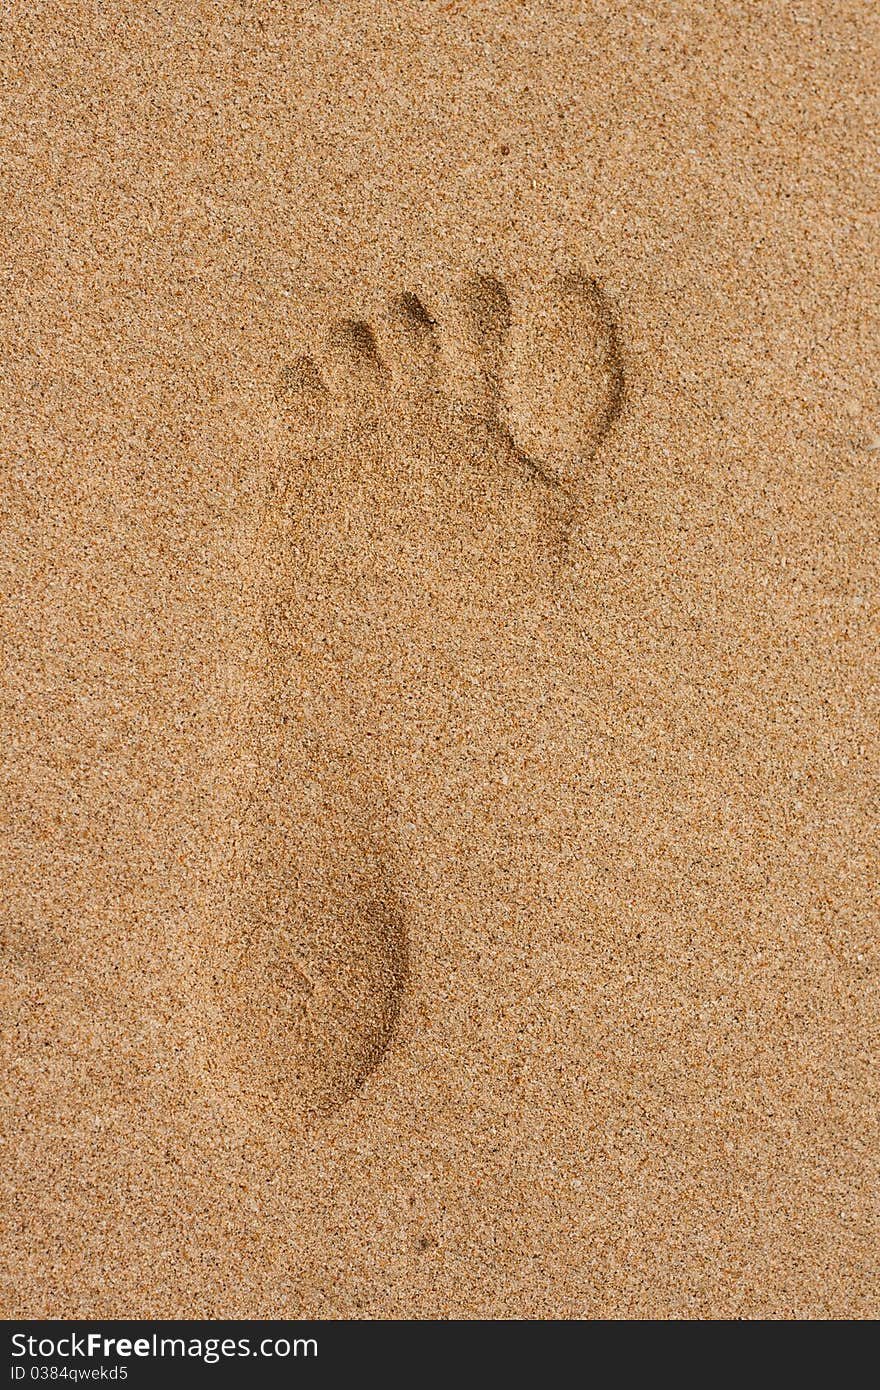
[320,318,389,404]
[377,291,440,391]
[442,272,512,423]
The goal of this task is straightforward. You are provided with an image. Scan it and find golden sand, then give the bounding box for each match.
[2,2,877,1318]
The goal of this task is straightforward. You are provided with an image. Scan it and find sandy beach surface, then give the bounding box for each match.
[2,2,877,1318]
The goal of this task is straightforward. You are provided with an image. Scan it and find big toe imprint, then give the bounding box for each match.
[503,270,624,488]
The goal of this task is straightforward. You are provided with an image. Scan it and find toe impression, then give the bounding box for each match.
[504,271,624,489]
[376,291,440,394]
[442,273,512,424]
[320,318,389,407]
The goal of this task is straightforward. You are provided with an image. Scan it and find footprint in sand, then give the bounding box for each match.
[222,270,623,1121]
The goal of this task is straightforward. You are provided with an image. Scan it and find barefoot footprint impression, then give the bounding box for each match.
[224,271,623,1121]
